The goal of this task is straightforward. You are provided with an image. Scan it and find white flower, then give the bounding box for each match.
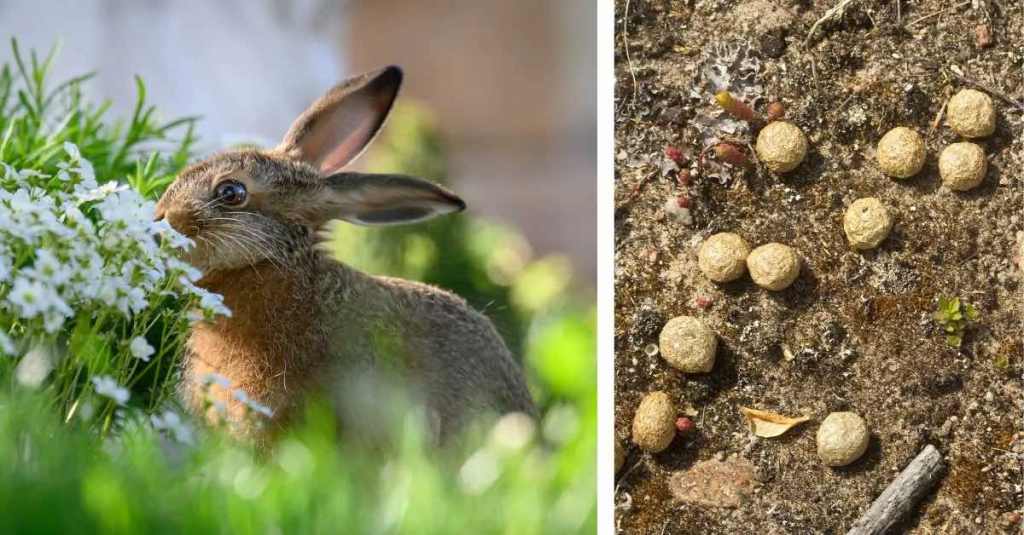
[91,375,130,405]
[25,249,73,286]
[232,388,273,417]
[76,182,125,203]
[42,310,68,333]
[151,410,194,445]
[7,277,50,318]
[129,336,155,362]
[63,141,82,160]
[202,372,231,389]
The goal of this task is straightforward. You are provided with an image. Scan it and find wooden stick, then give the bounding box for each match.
[847,444,944,535]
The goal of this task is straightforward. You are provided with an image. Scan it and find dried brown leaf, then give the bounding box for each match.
[739,407,810,438]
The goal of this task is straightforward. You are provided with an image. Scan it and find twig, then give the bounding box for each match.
[846,445,945,535]
[896,0,901,25]
[907,1,971,27]
[805,0,858,46]
[948,71,1024,113]
[622,0,638,108]
[929,93,951,135]
[619,170,658,207]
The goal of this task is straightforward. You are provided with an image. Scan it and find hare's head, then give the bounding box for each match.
[155,66,464,273]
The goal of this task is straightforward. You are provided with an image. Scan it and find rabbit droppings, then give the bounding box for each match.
[155,66,535,446]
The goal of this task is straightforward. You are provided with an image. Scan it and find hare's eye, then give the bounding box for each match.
[215,180,247,206]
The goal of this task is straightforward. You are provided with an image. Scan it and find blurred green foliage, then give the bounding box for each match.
[0,42,596,534]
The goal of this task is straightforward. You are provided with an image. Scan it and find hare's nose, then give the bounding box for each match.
[161,209,197,237]
[153,208,166,222]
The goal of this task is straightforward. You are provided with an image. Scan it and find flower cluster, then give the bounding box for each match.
[0,143,233,422]
[0,143,228,350]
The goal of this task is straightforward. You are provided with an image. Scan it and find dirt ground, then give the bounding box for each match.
[613,0,1023,533]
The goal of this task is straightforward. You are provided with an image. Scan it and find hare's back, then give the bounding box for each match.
[372,276,535,417]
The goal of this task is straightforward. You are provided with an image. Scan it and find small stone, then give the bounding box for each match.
[975,24,993,48]
[877,127,926,178]
[817,412,870,467]
[698,232,751,283]
[659,316,717,373]
[947,89,996,138]
[747,243,801,291]
[756,121,808,173]
[632,391,677,453]
[843,197,894,250]
[669,456,758,508]
[939,142,987,191]
[676,416,696,434]
[765,102,786,122]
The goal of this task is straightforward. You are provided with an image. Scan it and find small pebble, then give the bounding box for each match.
[947,89,996,138]
[698,232,751,283]
[877,127,926,178]
[765,102,786,122]
[632,391,677,453]
[676,416,695,434]
[747,243,801,291]
[755,121,808,173]
[939,142,987,191]
[659,316,717,373]
[817,412,870,467]
[975,24,993,48]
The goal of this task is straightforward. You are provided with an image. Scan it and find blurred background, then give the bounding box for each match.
[0,0,596,282]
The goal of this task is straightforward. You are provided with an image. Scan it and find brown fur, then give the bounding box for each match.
[158,67,534,445]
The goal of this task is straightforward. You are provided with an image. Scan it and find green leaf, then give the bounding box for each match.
[945,334,962,347]
[964,304,979,321]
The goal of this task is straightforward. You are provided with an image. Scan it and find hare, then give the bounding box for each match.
[154,66,534,445]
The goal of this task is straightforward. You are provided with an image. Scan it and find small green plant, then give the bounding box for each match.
[933,296,979,348]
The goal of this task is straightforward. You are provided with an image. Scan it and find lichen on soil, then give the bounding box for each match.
[614,0,1023,533]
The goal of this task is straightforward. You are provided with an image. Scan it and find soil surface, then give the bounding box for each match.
[613,0,1023,533]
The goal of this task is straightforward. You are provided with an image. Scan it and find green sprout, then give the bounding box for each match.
[932,296,979,348]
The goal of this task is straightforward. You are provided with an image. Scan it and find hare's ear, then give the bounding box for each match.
[279,66,402,174]
[308,172,465,227]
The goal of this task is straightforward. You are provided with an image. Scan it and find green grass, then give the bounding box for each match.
[0,41,595,534]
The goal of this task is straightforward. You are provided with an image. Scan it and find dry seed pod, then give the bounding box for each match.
[714,91,761,124]
[755,121,808,173]
[946,89,996,138]
[632,391,677,453]
[714,143,752,168]
[747,243,801,291]
[659,316,717,373]
[939,142,987,191]
[698,232,750,283]
[877,127,926,178]
[765,102,786,122]
[816,412,869,467]
[843,197,894,251]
